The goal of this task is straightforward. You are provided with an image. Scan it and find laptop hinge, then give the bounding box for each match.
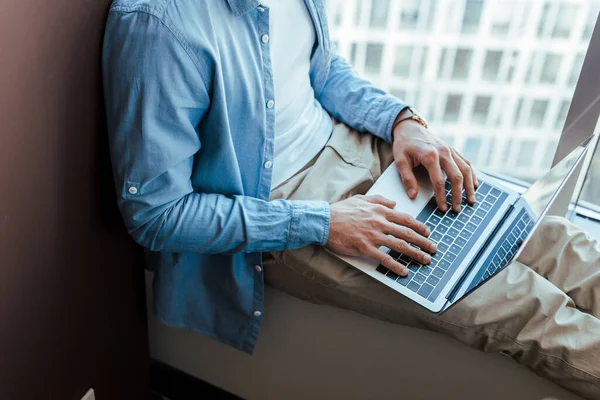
[445,204,515,302]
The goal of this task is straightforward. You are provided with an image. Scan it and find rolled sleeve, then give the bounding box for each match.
[287,200,331,249]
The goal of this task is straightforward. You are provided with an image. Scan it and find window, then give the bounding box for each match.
[461,0,484,34]
[463,137,482,162]
[540,53,562,84]
[444,94,463,122]
[369,0,389,28]
[365,43,384,74]
[529,99,548,127]
[472,96,492,125]
[482,50,503,81]
[452,49,473,80]
[554,99,570,131]
[552,3,578,39]
[569,53,585,86]
[580,134,600,209]
[517,140,537,167]
[326,0,599,184]
[399,0,420,30]
[393,45,413,78]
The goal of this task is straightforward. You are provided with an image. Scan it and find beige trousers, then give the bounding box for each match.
[265,122,600,399]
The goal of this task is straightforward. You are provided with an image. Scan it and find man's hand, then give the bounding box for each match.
[393,117,478,213]
[326,195,437,276]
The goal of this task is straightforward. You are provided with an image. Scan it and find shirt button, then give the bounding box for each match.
[264,160,272,169]
[266,99,274,109]
[257,6,265,12]
[253,311,262,317]
[261,34,269,43]
[255,265,262,272]
[128,186,138,195]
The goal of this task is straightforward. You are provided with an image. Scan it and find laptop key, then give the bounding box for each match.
[426,275,440,286]
[480,202,492,212]
[466,222,477,232]
[418,283,434,298]
[420,266,433,276]
[428,215,442,225]
[432,252,443,261]
[450,222,463,232]
[450,244,461,254]
[441,235,453,245]
[440,217,453,227]
[436,225,449,234]
[463,207,474,216]
[447,211,459,219]
[396,271,412,285]
[413,273,426,285]
[432,267,445,278]
[388,250,401,260]
[431,232,443,242]
[437,242,449,253]
[455,237,467,247]
[407,262,420,272]
[439,259,452,270]
[459,230,472,240]
[477,183,491,195]
[457,214,469,223]
[434,208,446,218]
[386,270,399,280]
[407,281,421,292]
[471,215,483,225]
[475,209,486,219]
[376,265,389,274]
[426,222,436,232]
[490,188,502,198]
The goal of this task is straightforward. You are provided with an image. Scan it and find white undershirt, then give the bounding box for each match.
[261,0,333,189]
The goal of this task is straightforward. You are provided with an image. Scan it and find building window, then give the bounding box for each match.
[452,48,473,80]
[461,0,484,34]
[472,96,492,125]
[354,0,363,25]
[438,48,448,78]
[540,53,562,84]
[399,0,420,30]
[490,1,513,36]
[463,137,483,162]
[555,99,570,131]
[390,88,407,100]
[569,53,585,86]
[444,94,463,122]
[506,51,519,82]
[517,140,537,168]
[482,50,503,81]
[552,3,578,39]
[349,43,358,64]
[529,99,549,127]
[393,45,413,78]
[536,3,551,38]
[365,43,384,74]
[513,97,524,126]
[582,9,597,40]
[370,0,390,29]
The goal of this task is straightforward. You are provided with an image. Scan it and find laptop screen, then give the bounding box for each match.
[522,136,593,219]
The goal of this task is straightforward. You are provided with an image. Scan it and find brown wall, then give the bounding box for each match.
[0,1,150,399]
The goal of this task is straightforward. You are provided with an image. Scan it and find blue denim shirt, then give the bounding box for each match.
[102,0,407,353]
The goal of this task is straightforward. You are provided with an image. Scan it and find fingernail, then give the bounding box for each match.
[440,204,448,212]
[425,227,431,236]
[423,254,431,264]
[455,205,461,212]
[408,188,417,198]
[402,268,409,277]
[431,243,437,252]
[469,195,476,203]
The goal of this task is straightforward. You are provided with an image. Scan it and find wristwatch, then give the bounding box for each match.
[392,106,429,131]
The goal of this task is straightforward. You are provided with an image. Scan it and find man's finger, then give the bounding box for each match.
[395,155,419,199]
[383,223,437,253]
[380,236,432,265]
[368,247,408,276]
[439,152,463,212]
[364,194,396,209]
[452,149,476,204]
[457,152,479,188]
[420,151,447,212]
[385,210,430,237]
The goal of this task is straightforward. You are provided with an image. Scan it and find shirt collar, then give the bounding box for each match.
[226,0,262,17]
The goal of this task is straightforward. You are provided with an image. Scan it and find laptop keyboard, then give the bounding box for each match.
[466,208,534,292]
[375,180,508,302]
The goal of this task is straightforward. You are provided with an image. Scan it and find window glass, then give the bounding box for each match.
[482,50,502,81]
[365,43,384,74]
[444,94,463,122]
[472,96,492,124]
[370,0,390,28]
[400,0,420,30]
[393,45,413,77]
[452,49,473,80]
[540,53,562,84]
[326,0,600,183]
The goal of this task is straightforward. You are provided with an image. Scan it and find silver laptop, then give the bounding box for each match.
[335,137,593,313]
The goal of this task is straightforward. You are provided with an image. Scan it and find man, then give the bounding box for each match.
[102,0,600,397]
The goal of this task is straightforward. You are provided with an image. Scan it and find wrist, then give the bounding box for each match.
[392,106,429,141]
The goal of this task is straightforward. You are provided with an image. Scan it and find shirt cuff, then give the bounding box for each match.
[367,95,407,144]
[286,200,331,249]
